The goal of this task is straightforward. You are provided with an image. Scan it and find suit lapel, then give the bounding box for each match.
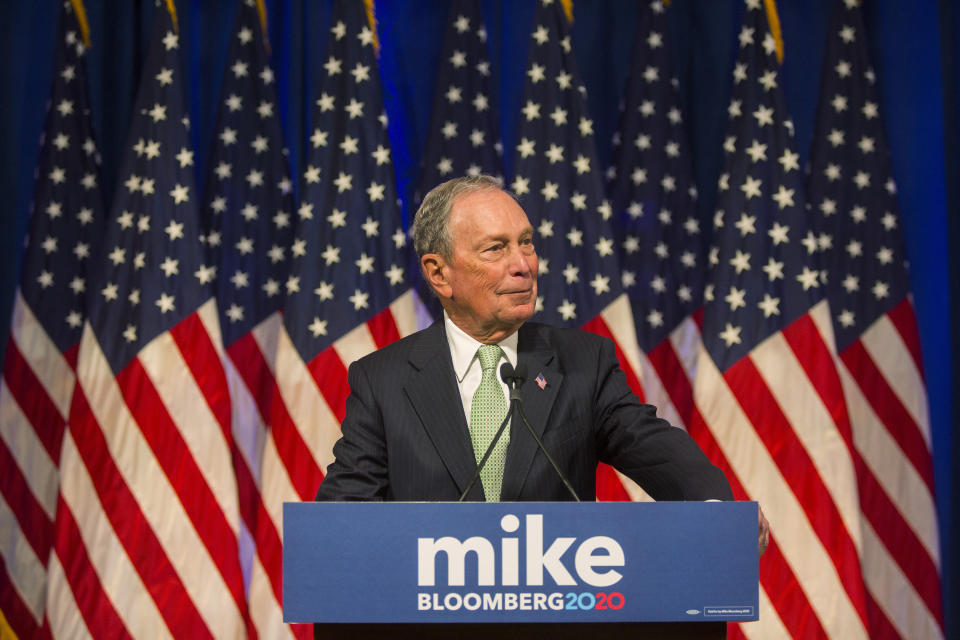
[403,321,483,499]
[500,324,563,501]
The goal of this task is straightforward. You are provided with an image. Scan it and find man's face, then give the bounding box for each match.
[430,189,538,342]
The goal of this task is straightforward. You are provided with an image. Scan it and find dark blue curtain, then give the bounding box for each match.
[1,0,956,630]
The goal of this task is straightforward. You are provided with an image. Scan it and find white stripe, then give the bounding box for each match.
[271,326,341,475]
[750,320,863,553]
[74,325,243,638]
[693,345,869,640]
[636,347,684,428]
[738,585,791,640]
[0,491,45,623]
[837,358,940,562]
[861,517,944,640]
[599,293,643,381]
[53,431,170,639]
[138,327,239,533]
[0,379,58,519]
[223,351,268,486]
[668,314,702,381]
[250,313,283,377]
[389,289,424,338]
[45,552,93,640]
[196,298,228,361]
[260,431,298,532]
[333,321,378,369]
[248,554,295,640]
[860,313,932,446]
[10,291,73,418]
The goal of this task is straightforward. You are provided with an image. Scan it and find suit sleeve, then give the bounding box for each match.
[592,337,733,501]
[315,360,389,501]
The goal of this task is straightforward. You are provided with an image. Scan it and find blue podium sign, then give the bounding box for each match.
[283,501,758,624]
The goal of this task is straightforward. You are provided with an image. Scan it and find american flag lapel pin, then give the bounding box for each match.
[536,372,547,390]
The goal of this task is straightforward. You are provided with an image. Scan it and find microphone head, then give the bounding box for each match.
[513,363,528,383]
[499,361,515,383]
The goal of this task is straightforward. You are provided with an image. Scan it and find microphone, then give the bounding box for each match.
[459,360,581,502]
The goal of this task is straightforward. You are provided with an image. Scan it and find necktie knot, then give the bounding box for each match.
[476,344,502,372]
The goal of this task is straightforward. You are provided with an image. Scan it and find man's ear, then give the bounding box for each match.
[421,253,453,299]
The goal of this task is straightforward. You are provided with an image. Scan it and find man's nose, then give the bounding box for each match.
[509,247,533,277]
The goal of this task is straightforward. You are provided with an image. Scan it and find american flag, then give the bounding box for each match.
[807,1,943,637]
[688,1,870,638]
[46,4,252,636]
[199,1,304,638]
[275,0,421,517]
[510,0,647,501]
[418,0,502,194]
[606,0,704,438]
[0,2,104,637]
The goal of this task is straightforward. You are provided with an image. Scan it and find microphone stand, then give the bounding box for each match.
[459,363,580,502]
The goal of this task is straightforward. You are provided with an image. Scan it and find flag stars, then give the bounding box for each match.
[654,242,669,259]
[469,129,486,146]
[828,129,845,147]
[772,185,795,209]
[862,101,879,119]
[367,182,385,202]
[317,93,335,112]
[446,85,463,103]
[797,267,821,290]
[314,281,334,301]
[877,247,894,265]
[291,239,307,257]
[108,246,126,265]
[736,211,758,235]
[522,100,541,121]
[763,257,785,281]
[872,281,890,299]
[549,106,568,126]
[719,323,742,347]
[838,310,855,328]
[361,217,380,237]
[831,94,848,112]
[741,176,762,199]
[304,165,321,184]
[170,183,190,204]
[651,276,667,293]
[725,287,746,311]
[646,309,664,328]
[753,105,774,127]
[730,250,751,274]
[230,271,249,289]
[562,263,579,284]
[758,294,780,318]
[853,171,871,189]
[590,274,610,295]
[236,237,254,255]
[50,166,66,184]
[778,149,799,172]
[351,62,370,83]
[156,293,175,313]
[578,117,594,136]
[842,274,860,292]
[393,227,407,248]
[839,25,856,43]
[595,237,614,257]
[541,181,559,201]
[309,318,329,337]
[334,172,353,193]
[850,205,867,222]
[195,264,215,284]
[557,299,577,321]
[69,276,85,294]
[573,155,590,174]
[165,220,184,240]
[642,66,659,83]
[386,264,405,286]
[66,311,82,328]
[349,289,370,310]
[858,136,875,153]
[371,145,391,165]
[825,164,841,181]
[322,244,340,265]
[758,70,778,90]
[147,103,167,123]
[846,239,863,257]
[345,98,364,118]
[286,276,301,294]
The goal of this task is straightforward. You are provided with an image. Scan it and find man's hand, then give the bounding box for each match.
[758,505,770,557]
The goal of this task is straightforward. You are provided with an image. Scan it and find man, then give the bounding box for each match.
[317,176,768,551]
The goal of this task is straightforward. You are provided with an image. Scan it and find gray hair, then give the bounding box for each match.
[412,175,509,259]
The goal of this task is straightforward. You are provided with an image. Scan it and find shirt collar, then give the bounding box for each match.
[444,311,519,383]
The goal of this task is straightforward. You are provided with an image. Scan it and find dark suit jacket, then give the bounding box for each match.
[315,320,733,502]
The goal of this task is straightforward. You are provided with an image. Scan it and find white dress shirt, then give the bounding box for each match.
[443,312,518,426]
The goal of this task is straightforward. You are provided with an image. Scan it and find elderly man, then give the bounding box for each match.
[317,174,771,536]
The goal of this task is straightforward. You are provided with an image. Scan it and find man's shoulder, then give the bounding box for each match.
[353,320,442,371]
[520,321,612,359]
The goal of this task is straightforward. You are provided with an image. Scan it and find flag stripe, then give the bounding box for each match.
[860,312,931,446]
[693,349,868,639]
[9,293,74,419]
[840,341,934,492]
[1,379,58,521]
[861,517,944,639]
[885,297,925,380]
[307,348,351,425]
[66,385,210,638]
[2,338,67,462]
[727,353,867,621]
[686,407,827,639]
[45,551,93,640]
[854,451,942,618]
[647,336,694,425]
[49,495,129,639]
[367,304,403,349]
[114,357,247,624]
[169,307,233,446]
[0,493,45,630]
[272,327,341,476]
[0,436,51,563]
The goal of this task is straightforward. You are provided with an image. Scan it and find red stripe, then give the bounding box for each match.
[686,406,828,638]
[647,335,695,425]
[886,298,924,379]
[855,452,944,623]
[0,437,52,561]
[2,337,68,460]
[67,385,211,638]
[228,335,322,500]
[115,357,249,625]
[582,316,645,402]
[169,312,233,443]
[781,314,856,450]
[864,589,904,640]
[366,306,402,349]
[594,463,631,501]
[51,495,131,639]
[307,346,351,423]
[840,339,935,492]
[726,354,869,624]
[0,559,43,640]
[691,306,704,332]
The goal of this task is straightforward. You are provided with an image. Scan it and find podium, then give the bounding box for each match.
[284,501,758,638]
